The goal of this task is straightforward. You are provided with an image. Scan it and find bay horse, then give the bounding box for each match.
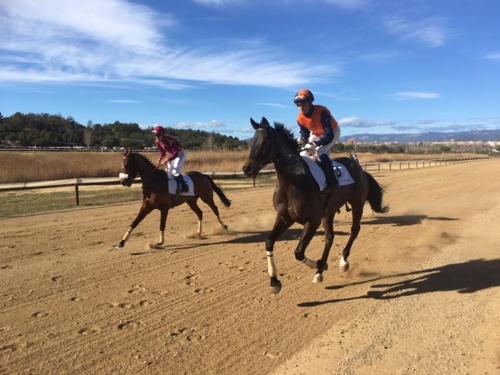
[116,150,231,249]
[242,117,388,294]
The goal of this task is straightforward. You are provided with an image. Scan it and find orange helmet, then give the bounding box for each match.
[293,89,314,106]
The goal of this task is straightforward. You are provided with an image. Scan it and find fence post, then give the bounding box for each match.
[75,181,80,206]
[400,161,402,170]
[378,163,380,173]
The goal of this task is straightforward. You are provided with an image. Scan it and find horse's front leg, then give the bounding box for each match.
[116,203,153,249]
[294,220,321,271]
[313,214,335,283]
[266,215,292,294]
[152,207,169,249]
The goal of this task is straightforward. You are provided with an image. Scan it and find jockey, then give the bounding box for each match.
[294,89,341,191]
[152,125,188,192]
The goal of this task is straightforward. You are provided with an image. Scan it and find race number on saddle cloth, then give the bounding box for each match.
[167,174,195,196]
[301,156,355,192]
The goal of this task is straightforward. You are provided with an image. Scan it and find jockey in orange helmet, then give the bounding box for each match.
[152,125,188,192]
[294,89,341,191]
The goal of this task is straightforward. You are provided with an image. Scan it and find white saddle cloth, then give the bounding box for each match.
[301,156,355,191]
[168,174,195,196]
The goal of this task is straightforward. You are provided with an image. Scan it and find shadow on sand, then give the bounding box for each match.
[298,258,500,307]
[129,227,352,255]
[129,214,456,255]
[362,214,458,227]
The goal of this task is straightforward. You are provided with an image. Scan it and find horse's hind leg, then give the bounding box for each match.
[200,193,228,231]
[313,213,335,283]
[340,202,363,272]
[187,199,203,236]
[116,204,153,249]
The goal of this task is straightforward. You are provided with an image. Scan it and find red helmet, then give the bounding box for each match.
[293,89,314,105]
[152,125,165,136]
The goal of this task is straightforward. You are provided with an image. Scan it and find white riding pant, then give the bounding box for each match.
[165,151,186,178]
[300,127,341,157]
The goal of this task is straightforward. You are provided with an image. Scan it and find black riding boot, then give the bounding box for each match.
[175,175,189,192]
[319,154,338,191]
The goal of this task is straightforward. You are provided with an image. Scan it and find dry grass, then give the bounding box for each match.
[0,150,481,183]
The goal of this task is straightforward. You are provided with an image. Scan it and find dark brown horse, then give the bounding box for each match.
[242,118,388,294]
[116,150,230,249]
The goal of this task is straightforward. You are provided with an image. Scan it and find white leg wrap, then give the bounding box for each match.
[159,231,164,244]
[122,227,132,242]
[303,257,317,269]
[198,220,203,235]
[339,256,350,272]
[266,251,277,277]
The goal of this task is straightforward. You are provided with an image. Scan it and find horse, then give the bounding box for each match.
[242,117,388,294]
[116,150,231,249]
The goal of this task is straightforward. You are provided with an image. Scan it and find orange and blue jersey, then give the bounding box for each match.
[297,105,339,146]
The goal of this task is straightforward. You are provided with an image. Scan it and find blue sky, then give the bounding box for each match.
[1,0,500,139]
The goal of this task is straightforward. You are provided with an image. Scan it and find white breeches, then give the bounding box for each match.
[166,151,186,177]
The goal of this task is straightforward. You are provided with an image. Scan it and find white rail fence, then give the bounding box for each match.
[0,156,488,206]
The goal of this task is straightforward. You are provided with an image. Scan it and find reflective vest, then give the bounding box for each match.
[297,105,339,137]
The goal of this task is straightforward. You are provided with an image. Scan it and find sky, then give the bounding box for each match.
[1,0,500,139]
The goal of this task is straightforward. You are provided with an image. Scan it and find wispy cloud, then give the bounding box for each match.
[321,0,369,10]
[484,52,500,60]
[395,91,440,100]
[339,117,396,128]
[175,120,226,129]
[109,99,139,104]
[0,0,338,88]
[384,17,448,48]
[194,0,245,5]
[256,102,287,109]
[357,51,401,64]
[195,0,369,10]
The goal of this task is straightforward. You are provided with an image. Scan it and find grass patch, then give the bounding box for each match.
[0,187,142,218]
[0,176,276,218]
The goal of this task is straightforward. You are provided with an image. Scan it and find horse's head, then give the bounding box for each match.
[242,117,277,178]
[119,149,139,187]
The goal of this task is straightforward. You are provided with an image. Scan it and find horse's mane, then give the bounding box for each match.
[133,152,156,169]
[273,122,299,152]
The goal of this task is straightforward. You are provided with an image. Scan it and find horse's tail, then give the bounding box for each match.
[208,177,231,207]
[365,171,389,213]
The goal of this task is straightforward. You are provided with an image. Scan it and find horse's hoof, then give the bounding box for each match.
[146,243,163,250]
[223,225,228,231]
[339,257,350,272]
[270,278,282,294]
[116,241,125,249]
[313,273,324,283]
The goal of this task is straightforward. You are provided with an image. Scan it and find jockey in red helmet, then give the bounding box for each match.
[294,89,341,191]
[152,125,188,192]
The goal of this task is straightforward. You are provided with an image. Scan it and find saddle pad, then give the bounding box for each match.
[168,174,195,196]
[301,156,355,191]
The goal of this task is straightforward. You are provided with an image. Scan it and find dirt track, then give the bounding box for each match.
[1,159,499,375]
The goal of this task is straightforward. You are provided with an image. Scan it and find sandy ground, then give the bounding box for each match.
[0,159,499,375]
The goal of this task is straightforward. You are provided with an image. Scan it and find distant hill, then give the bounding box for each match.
[341,129,500,143]
[0,112,245,150]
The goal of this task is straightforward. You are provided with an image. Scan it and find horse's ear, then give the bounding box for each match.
[261,117,270,128]
[250,118,260,130]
